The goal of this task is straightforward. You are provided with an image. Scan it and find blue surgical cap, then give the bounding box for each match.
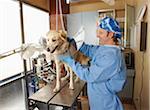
[97,16,122,39]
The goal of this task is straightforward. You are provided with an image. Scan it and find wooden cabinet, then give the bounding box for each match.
[97,5,135,48]
[97,9,125,46]
[118,69,135,100]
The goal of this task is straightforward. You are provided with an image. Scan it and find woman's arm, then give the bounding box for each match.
[70,50,123,83]
[79,43,99,58]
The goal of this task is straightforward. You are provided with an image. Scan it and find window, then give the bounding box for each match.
[0,0,22,53]
[0,0,23,80]
[23,4,50,70]
[0,1,50,80]
[0,53,23,80]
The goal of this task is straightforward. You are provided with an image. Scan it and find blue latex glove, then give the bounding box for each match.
[58,55,74,67]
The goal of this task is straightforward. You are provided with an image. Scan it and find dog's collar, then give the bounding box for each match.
[67,37,77,49]
[64,42,71,54]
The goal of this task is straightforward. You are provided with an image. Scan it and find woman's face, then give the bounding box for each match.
[96,28,114,45]
[96,28,109,44]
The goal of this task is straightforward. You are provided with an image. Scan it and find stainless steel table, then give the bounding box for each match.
[49,81,85,109]
[29,80,85,110]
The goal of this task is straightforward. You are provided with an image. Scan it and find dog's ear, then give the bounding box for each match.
[58,30,67,40]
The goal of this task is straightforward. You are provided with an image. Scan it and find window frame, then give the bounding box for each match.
[0,0,50,85]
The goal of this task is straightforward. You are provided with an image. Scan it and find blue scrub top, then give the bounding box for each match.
[70,43,126,110]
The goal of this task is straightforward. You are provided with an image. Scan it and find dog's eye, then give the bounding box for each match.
[52,39,56,42]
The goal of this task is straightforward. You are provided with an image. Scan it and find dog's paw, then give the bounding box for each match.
[53,88,60,93]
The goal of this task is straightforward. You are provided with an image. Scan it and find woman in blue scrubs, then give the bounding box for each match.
[59,16,126,110]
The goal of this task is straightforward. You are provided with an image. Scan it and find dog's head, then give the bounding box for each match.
[46,30,69,55]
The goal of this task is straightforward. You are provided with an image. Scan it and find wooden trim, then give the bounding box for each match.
[49,0,69,30]
[115,9,125,11]
[17,0,49,13]
[49,0,69,14]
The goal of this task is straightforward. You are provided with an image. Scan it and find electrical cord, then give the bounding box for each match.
[139,52,144,110]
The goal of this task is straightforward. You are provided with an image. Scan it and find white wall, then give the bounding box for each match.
[67,11,99,45]
[133,0,149,110]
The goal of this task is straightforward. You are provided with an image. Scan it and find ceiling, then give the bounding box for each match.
[69,0,116,6]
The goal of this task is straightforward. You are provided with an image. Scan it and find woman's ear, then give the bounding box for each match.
[108,32,114,39]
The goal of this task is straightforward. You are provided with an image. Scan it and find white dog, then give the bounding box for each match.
[46,30,90,92]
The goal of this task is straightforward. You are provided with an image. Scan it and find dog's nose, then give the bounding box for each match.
[47,48,50,52]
